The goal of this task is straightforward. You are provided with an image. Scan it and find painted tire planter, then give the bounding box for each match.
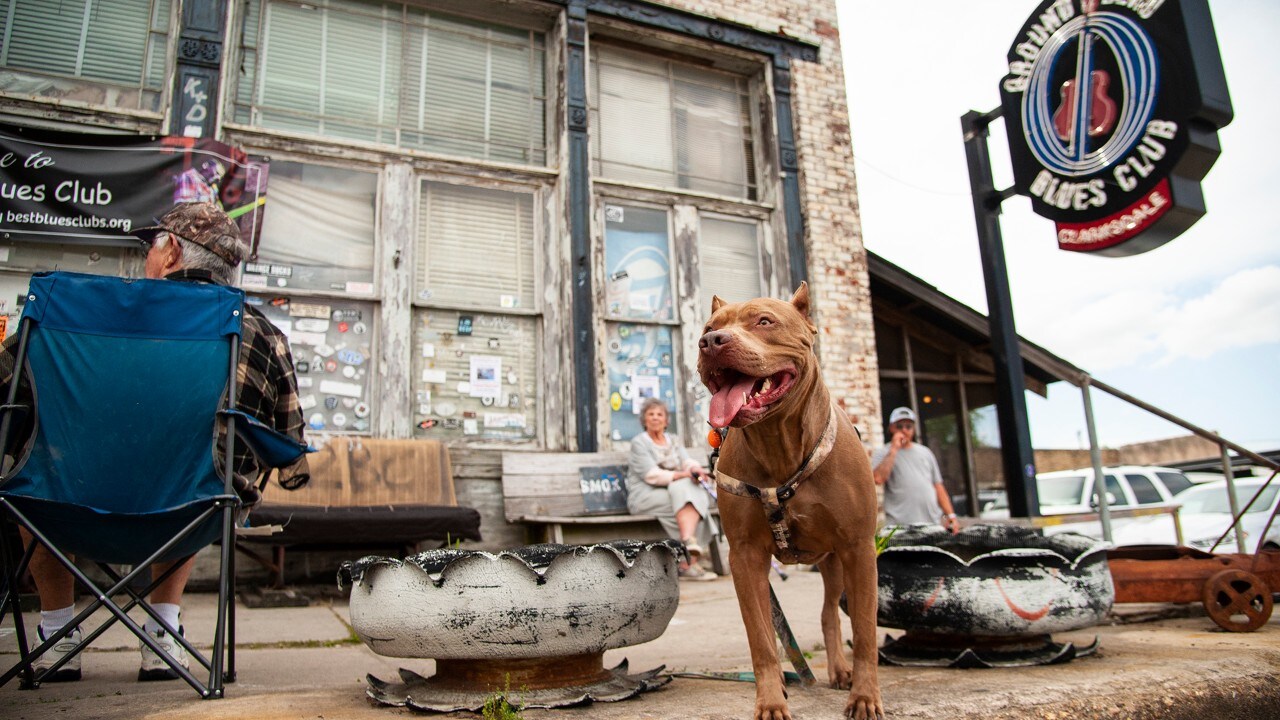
[876,524,1114,667]
[338,539,682,711]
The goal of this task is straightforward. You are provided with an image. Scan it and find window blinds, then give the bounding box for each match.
[249,0,545,165]
[699,216,761,303]
[1,0,162,88]
[592,44,755,199]
[417,181,536,310]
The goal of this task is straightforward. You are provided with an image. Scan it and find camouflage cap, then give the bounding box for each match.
[134,201,247,266]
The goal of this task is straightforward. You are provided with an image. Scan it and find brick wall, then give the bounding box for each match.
[657,0,882,444]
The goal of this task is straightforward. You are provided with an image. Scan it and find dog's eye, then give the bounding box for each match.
[758,316,774,326]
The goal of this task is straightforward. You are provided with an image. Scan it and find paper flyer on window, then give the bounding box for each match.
[469,355,503,399]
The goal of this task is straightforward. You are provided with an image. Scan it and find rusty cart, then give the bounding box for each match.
[1108,471,1280,632]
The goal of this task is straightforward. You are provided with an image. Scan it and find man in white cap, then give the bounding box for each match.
[871,406,960,533]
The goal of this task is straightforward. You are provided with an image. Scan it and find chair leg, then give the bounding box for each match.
[0,523,37,689]
[207,506,236,699]
[226,538,237,684]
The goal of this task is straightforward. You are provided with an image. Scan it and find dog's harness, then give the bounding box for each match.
[709,403,840,563]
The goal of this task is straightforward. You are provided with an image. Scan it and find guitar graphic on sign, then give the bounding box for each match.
[1052,0,1118,157]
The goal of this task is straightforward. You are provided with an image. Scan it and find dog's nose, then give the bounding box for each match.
[699,329,732,353]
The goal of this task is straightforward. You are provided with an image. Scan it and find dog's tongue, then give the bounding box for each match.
[709,376,758,428]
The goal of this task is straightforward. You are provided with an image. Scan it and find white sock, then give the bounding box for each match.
[144,603,181,635]
[39,605,74,637]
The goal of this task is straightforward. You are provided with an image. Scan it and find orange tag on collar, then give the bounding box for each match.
[707,428,722,448]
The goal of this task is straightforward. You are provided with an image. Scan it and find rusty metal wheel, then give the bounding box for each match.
[1201,569,1273,632]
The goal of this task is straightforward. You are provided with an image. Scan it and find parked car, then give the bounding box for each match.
[981,465,1191,517]
[1111,477,1280,552]
[980,465,1194,541]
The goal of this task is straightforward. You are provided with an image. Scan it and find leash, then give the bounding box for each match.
[707,403,840,563]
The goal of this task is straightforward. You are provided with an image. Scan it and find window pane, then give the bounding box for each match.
[82,0,151,84]
[1126,474,1163,504]
[417,181,535,310]
[674,68,749,197]
[699,216,760,302]
[1101,475,1130,506]
[604,204,671,321]
[1156,471,1192,497]
[248,162,377,294]
[594,49,674,186]
[606,322,677,441]
[246,0,545,164]
[250,295,378,434]
[592,44,754,199]
[0,241,143,338]
[0,0,167,110]
[411,308,538,441]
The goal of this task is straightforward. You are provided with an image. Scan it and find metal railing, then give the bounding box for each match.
[1075,374,1280,551]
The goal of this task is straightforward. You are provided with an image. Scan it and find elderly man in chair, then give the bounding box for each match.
[1,201,309,682]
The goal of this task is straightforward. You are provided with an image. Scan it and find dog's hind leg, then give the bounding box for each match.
[729,542,792,720]
[837,538,885,719]
[817,555,853,689]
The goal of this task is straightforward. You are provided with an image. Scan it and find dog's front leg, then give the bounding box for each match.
[729,542,791,720]
[838,538,884,720]
[817,555,853,689]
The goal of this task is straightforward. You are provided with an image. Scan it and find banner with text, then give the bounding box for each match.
[0,123,268,253]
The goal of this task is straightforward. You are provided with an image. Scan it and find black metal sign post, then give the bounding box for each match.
[961,108,1040,519]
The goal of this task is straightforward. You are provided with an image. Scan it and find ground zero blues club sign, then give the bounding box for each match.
[999,0,1232,255]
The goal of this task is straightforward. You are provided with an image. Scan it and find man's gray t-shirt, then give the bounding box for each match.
[871,443,944,525]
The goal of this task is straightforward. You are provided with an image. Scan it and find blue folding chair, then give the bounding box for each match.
[0,271,310,698]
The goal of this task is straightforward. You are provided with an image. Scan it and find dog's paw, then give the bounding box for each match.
[754,697,793,720]
[843,693,884,720]
[827,663,853,690]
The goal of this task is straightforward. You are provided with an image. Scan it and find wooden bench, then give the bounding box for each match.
[502,450,725,573]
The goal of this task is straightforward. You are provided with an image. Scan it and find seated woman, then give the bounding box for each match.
[626,398,717,581]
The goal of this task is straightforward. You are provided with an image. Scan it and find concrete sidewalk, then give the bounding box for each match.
[2,570,1279,719]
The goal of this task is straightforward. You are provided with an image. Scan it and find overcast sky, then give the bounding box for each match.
[835,0,1280,453]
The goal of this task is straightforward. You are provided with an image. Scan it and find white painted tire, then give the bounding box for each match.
[877,524,1114,636]
[341,540,682,659]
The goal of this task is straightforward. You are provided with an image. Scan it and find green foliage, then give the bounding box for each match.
[874,526,897,555]
[480,674,524,720]
[481,693,522,720]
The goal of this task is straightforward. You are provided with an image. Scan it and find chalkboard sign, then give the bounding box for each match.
[579,465,628,515]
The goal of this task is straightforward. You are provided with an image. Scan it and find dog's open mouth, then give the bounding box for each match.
[705,367,796,428]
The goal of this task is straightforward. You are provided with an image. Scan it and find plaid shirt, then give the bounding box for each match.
[166,270,309,503]
[0,270,309,504]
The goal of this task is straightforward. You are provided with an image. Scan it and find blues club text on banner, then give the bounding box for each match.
[0,124,268,253]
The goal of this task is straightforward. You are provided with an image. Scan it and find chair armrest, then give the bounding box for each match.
[218,409,314,469]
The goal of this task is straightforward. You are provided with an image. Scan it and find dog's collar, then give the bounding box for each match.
[711,403,840,559]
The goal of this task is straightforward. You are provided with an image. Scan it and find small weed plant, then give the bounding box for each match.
[480,674,524,720]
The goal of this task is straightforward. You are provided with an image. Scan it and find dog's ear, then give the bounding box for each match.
[789,281,811,318]
[711,295,726,313]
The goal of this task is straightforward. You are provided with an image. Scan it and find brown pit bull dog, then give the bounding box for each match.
[698,282,883,720]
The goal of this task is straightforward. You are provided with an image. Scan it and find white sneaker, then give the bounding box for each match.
[33,626,82,682]
[138,626,189,682]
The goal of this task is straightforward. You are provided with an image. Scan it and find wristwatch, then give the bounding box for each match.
[944,513,957,520]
